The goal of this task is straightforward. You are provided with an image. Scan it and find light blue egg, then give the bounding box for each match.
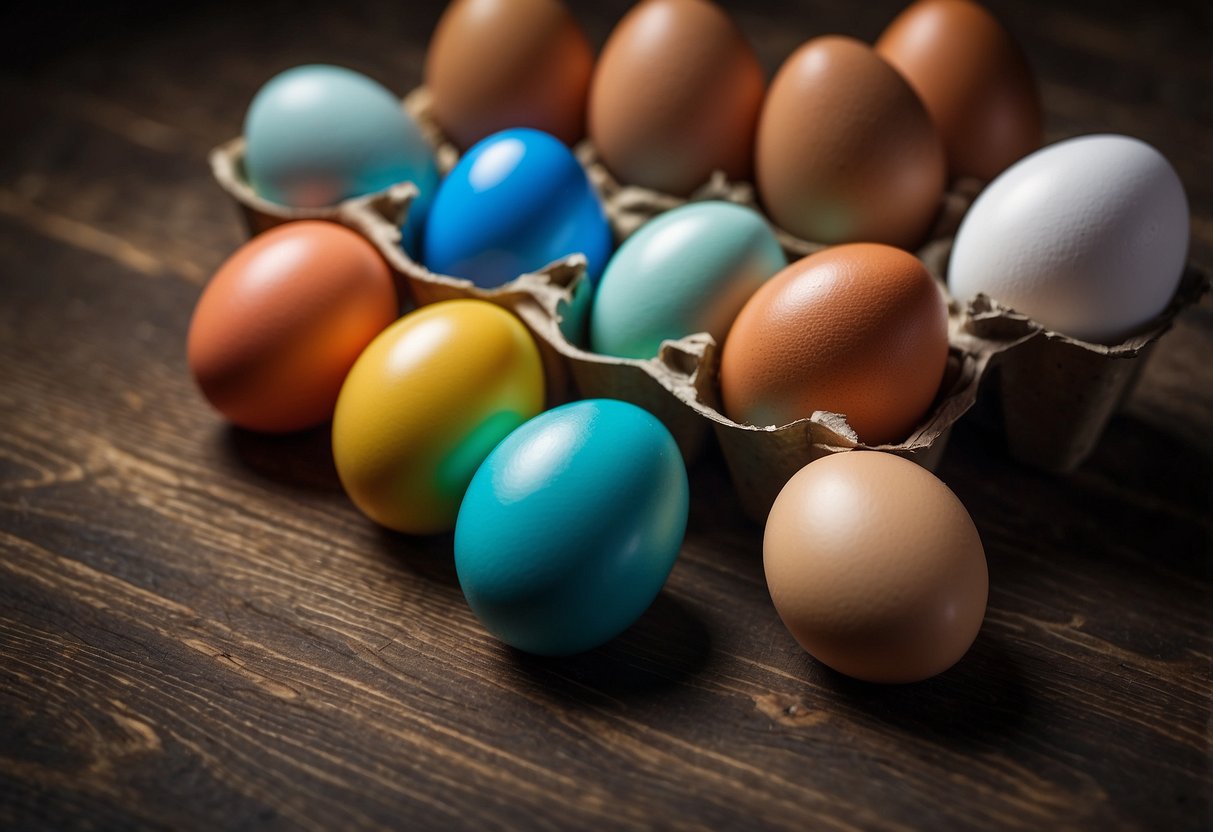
[423,128,613,342]
[590,201,787,359]
[243,64,439,251]
[454,399,689,657]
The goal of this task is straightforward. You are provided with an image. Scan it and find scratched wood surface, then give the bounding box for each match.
[0,1,1210,829]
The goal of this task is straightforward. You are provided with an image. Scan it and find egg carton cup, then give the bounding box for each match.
[208,87,459,238]
[944,260,1210,472]
[207,85,987,522]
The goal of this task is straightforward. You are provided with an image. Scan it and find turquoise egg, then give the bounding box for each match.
[243,64,439,250]
[590,201,787,359]
[454,399,689,657]
[423,128,613,343]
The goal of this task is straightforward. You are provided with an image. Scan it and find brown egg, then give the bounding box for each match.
[188,221,397,433]
[588,0,765,196]
[720,243,948,445]
[876,0,1042,182]
[425,0,594,149]
[764,451,988,684]
[755,36,945,249]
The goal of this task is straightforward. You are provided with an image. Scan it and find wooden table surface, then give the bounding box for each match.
[1,1,1210,829]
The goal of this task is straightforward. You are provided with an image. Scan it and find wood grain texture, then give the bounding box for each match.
[1,1,1210,830]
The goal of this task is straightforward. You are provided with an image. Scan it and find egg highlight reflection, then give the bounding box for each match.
[455,399,689,656]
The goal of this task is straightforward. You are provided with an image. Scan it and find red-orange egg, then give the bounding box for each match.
[720,244,949,445]
[188,221,397,433]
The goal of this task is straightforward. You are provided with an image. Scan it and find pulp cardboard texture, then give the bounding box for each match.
[209,84,1209,521]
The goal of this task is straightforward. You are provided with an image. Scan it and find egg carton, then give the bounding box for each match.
[208,85,1209,520]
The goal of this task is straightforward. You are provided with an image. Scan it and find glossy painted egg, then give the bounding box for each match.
[332,300,545,534]
[590,201,786,359]
[721,244,949,445]
[588,0,765,196]
[455,399,689,656]
[188,221,397,433]
[765,452,988,684]
[426,0,594,149]
[948,135,1190,343]
[877,0,1041,182]
[423,128,612,287]
[243,65,439,248]
[755,36,945,249]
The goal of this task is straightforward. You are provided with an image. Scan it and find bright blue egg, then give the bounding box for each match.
[243,64,439,251]
[454,399,689,657]
[423,129,613,337]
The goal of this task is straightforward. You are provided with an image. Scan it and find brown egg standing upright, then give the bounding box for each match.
[588,0,765,196]
[876,0,1042,182]
[755,36,945,249]
[426,0,594,149]
[720,244,949,445]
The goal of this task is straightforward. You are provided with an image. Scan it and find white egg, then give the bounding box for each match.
[948,134,1189,343]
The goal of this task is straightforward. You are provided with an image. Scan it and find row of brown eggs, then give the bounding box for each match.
[426,0,1041,248]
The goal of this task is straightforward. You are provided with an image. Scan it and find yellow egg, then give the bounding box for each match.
[332,299,545,534]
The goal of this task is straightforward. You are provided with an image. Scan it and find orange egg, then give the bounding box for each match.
[720,244,948,445]
[876,0,1042,182]
[754,36,945,248]
[188,221,397,433]
[588,0,765,195]
[426,0,594,149]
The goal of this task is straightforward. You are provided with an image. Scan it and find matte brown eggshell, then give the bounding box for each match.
[426,0,594,149]
[755,35,945,249]
[588,0,765,196]
[876,0,1042,182]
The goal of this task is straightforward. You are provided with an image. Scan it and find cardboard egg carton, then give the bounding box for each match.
[209,84,1209,521]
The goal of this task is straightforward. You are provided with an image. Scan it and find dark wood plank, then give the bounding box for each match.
[1,1,1210,830]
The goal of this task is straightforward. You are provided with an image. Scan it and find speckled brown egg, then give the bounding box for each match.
[719,243,949,445]
[188,221,397,433]
[587,0,765,196]
[426,0,594,149]
[876,0,1042,182]
[764,451,988,684]
[755,35,945,249]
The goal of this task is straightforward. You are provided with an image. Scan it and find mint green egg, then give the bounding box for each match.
[589,201,787,359]
[243,65,438,251]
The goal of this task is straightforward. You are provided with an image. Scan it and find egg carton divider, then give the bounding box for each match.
[210,83,1207,517]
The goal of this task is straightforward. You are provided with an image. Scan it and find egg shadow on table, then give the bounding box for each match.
[943,410,1212,584]
[1076,411,1212,574]
[220,423,343,494]
[508,591,713,706]
[372,526,462,590]
[815,628,1030,750]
